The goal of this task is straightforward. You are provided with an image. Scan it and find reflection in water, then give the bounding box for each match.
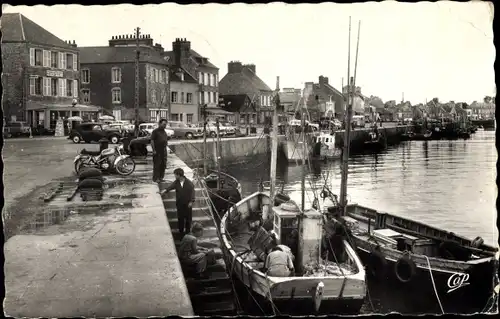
[24,210,71,232]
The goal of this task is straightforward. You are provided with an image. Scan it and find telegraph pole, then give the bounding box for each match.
[134,27,141,137]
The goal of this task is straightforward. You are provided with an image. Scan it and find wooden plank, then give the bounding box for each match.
[66,186,79,201]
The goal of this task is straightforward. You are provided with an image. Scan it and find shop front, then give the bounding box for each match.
[26,101,101,133]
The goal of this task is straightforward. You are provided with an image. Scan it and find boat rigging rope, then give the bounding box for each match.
[197,179,268,315]
[423,255,445,314]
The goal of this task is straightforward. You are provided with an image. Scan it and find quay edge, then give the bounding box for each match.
[3,162,194,317]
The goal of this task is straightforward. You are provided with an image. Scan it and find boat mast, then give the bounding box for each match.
[339,17,352,214]
[202,104,208,176]
[296,90,307,275]
[340,18,361,216]
[270,76,280,204]
[301,92,307,211]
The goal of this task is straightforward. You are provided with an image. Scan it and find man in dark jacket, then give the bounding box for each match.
[162,168,196,237]
[150,119,169,183]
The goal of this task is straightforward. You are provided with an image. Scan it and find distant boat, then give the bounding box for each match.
[363,129,386,150]
[410,130,433,141]
[313,132,342,160]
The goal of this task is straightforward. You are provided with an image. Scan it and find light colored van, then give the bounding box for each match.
[139,122,174,138]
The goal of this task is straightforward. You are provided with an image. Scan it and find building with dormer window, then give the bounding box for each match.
[79,33,170,122]
[1,13,100,131]
[219,61,273,124]
[163,38,226,120]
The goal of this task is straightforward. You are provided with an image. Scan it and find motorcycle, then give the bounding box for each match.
[74,144,136,176]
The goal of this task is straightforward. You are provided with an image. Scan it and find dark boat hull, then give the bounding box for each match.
[234,279,366,316]
[355,244,496,314]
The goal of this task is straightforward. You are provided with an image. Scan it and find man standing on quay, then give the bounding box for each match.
[162,168,196,238]
[150,118,169,183]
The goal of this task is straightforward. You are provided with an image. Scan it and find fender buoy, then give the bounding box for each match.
[368,247,388,280]
[78,168,103,181]
[471,236,484,248]
[395,253,417,283]
[78,178,104,189]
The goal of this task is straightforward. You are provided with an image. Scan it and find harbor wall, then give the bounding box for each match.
[171,126,407,166]
[170,135,286,168]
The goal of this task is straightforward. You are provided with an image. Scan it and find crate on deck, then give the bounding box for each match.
[247,226,275,261]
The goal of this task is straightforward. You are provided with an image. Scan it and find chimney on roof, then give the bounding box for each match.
[319,75,329,86]
[228,61,243,73]
[172,37,191,67]
[243,63,256,74]
[71,40,77,48]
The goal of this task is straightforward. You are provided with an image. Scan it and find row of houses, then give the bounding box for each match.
[2,13,228,130]
[3,13,393,131]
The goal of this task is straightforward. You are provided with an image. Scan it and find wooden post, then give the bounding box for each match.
[270,76,280,204]
[202,104,208,176]
[134,27,141,137]
[216,118,221,190]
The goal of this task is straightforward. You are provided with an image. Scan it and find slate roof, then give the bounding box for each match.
[79,46,169,65]
[162,49,218,69]
[1,13,72,48]
[169,66,197,83]
[220,94,256,113]
[219,67,272,96]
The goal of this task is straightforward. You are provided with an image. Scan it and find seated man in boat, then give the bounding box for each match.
[178,222,216,279]
[263,242,295,277]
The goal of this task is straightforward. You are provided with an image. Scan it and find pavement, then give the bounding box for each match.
[3,159,194,317]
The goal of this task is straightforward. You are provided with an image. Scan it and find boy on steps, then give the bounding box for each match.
[178,222,216,279]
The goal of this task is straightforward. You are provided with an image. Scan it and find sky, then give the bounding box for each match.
[2,2,495,104]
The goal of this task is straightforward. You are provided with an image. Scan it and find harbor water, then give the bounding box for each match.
[222,129,497,314]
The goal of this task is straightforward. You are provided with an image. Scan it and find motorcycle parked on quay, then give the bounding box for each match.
[74,144,136,176]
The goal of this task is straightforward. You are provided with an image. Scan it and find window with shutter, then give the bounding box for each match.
[51,78,58,96]
[59,52,66,69]
[73,80,78,98]
[43,77,50,96]
[66,79,73,97]
[58,79,64,96]
[62,79,67,97]
[73,54,77,71]
[51,51,58,68]
[29,77,36,95]
[43,50,48,67]
[30,48,35,66]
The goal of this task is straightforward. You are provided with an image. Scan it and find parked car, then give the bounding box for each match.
[167,121,204,139]
[220,122,237,135]
[4,122,31,137]
[68,122,123,144]
[288,119,320,131]
[138,122,174,138]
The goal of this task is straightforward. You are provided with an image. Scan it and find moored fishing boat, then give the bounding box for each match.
[363,127,386,151]
[219,192,367,315]
[219,68,367,315]
[313,132,342,160]
[321,200,498,313]
[410,130,433,141]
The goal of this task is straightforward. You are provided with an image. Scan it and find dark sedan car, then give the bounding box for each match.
[68,122,123,144]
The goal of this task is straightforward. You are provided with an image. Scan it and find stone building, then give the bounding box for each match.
[169,67,200,124]
[79,33,169,122]
[1,13,98,130]
[219,61,274,124]
[163,38,223,120]
[303,76,344,120]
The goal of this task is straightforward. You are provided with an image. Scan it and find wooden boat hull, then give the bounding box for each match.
[342,204,498,313]
[220,192,367,315]
[355,246,496,313]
